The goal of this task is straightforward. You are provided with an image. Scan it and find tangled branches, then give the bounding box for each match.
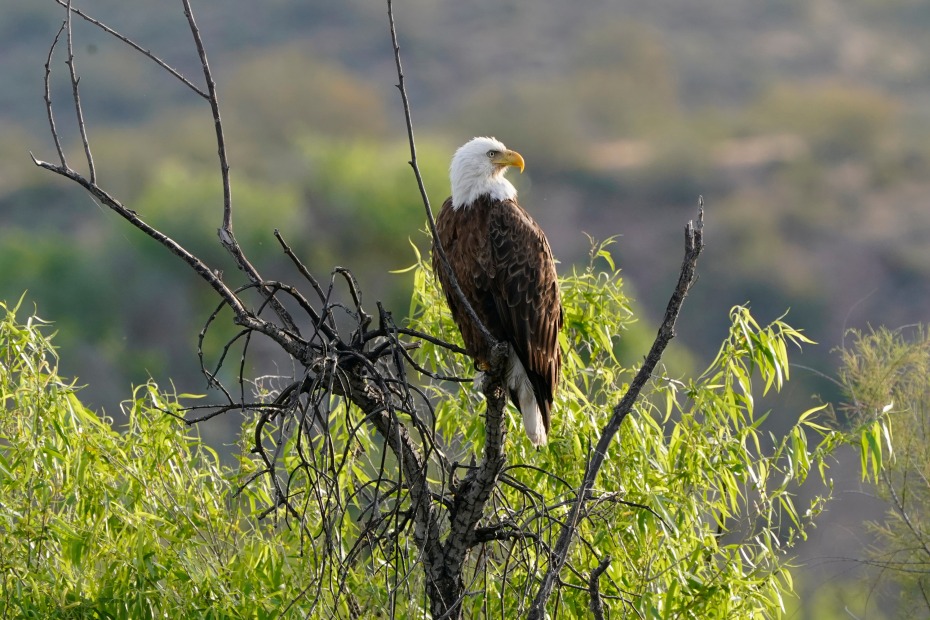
[197,250,465,616]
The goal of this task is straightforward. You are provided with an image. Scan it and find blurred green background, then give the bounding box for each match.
[2,0,929,616]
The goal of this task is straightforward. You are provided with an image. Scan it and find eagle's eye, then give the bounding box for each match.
[486,150,498,158]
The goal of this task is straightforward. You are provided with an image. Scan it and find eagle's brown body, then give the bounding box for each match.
[434,193,563,441]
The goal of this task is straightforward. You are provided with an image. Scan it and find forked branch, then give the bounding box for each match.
[52,0,207,97]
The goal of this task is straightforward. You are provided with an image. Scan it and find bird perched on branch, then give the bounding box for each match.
[433,137,563,447]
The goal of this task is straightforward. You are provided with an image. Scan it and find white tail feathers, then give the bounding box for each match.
[506,350,548,447]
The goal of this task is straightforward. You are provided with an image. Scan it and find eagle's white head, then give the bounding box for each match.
[450,136,525,209]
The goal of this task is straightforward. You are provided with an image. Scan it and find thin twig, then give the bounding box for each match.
[180,0,230,230]
[43,22,67,167]
[275,230,332,313]
[53,0,208,98]
[180,0,299,335]
[29,156,247,318]
[365,326,467,355]
[64,0,95,183]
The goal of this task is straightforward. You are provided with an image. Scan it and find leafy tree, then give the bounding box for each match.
[0,245,891,618]
[837,327,930,617]
[0,300,310,618]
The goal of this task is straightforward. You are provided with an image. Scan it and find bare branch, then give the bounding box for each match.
[42,22,67,167]
[29,155,246,317]
[366,326,467,355]
[385,7,515,613]
[589,555,612,620]
[64,0,95,183]
[52,0,208,98]
[529,204,705,619]
[178,0,300,336]
[274,230,334,308]
[180,0,231,230]
[473,523,537,544]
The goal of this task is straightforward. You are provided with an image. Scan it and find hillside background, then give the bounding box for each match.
[3,0,929,616]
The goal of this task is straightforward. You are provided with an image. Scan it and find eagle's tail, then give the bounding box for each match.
[506,350,548,447]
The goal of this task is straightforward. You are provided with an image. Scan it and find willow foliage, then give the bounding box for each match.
[0,234,890,619]
[0,299,309,619]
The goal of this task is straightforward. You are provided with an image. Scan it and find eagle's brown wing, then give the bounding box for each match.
[487,198,563,433]
[433,196,500,366]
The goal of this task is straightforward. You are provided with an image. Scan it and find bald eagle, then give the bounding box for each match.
[433,137,563,447]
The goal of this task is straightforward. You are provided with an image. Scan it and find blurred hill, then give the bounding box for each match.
[2,0,929,616]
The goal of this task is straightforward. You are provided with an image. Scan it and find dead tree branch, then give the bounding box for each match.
[589,555,612,620]
[386,0,496,352]
[27,157,249,319]
[179,0,299,335]
[528,204,704,619]
[52,0,207,97]
[64,0,95,183]
[42,22,67,167]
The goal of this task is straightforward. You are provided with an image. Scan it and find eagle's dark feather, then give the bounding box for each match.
[433,194,563,436]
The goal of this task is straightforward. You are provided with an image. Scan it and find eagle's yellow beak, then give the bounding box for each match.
[494,149,525,173]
